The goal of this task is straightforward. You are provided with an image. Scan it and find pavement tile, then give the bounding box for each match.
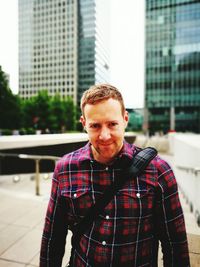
[0,206,29,225]
[0,259,25,266]
[13,203,46,228]
[0,198,38,225]
[0,222,8,232]
[29,252,40,267]
[34,218,46,232]
[0,195,15,214]
[1,228,41,264]
[0,224,29,255]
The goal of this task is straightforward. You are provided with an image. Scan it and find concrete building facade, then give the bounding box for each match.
[18,0,110,104]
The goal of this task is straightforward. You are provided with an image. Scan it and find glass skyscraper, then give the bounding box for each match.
[18,0,110,104]
[77,0,109,102]
[145,0,200,133]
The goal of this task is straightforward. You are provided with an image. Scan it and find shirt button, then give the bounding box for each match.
[106,215,109,220]
[73,193,77,198]
[136,193,140,198]
[102,241,106,246]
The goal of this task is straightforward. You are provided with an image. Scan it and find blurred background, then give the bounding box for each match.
[0,0,200,266]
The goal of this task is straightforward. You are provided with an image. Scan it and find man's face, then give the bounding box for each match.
[80,98,129,164]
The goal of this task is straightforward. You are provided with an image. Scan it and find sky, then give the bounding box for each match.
[0,0,144,109]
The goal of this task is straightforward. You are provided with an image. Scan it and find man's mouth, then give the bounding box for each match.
[99,142,113,146]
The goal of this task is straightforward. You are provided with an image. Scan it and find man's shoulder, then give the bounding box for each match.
[133,145,171,170]
[56,142,90,168]
[148,152,173,175]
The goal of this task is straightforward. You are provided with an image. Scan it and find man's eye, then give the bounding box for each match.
[90,124,99,129]
[109,122,118,127]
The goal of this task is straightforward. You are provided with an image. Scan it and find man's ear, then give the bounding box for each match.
[80,115,86,129]
[124,111,129,128]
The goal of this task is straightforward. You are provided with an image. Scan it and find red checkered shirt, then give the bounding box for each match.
[40,141,190,267]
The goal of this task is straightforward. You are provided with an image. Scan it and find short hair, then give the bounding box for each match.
[80,84,126,115]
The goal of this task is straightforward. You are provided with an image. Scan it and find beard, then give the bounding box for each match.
[91,142,122,164]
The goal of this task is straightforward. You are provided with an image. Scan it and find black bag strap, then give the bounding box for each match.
[71,147,157,249]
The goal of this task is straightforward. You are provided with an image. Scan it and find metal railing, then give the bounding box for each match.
[0,152,60,195]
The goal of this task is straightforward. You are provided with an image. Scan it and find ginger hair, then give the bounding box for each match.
[80,84,126,116]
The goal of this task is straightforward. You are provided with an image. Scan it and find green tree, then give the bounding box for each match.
[21,91,77,133]
[22,97,38,129]
[34,90,51,131]
[63,97,76,131]
[76,105,83,131]
[0,66,21,130]
[50,94,66,132]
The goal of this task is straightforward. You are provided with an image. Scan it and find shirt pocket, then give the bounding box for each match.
[110,188,155,218]
[61,188,93,219]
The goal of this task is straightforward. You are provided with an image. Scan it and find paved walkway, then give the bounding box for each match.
[0,154,199,266]
[0,173,72,267]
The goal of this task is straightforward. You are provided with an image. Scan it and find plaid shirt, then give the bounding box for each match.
[40,141,190,267]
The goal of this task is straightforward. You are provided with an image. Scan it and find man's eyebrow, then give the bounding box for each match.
[88,122,100,126]
[108,120,119,123]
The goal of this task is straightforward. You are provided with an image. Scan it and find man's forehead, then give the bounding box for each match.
[84,99,122,111]
[82,98,126,119]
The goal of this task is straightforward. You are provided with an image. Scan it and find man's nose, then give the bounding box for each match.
[99,127,111,140]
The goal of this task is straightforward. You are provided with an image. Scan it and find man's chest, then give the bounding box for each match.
[58,166,157,221]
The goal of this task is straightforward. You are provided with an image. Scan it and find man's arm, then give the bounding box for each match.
[154,157,190,267]
[40,162,68,267]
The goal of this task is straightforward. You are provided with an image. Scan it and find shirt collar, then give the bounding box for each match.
[78,142,93,162]
[118,140,135,160]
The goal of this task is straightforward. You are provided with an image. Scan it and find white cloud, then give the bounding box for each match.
[110,0,145,108]
[0,0,18,94]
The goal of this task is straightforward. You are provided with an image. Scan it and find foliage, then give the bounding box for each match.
[50,94,66,132]
[76,105,83,131]
[64,97,76,131]
[21,91,78,133]
[34,90,52,131]
[22,97,37,128]
[0,65,79,133]
[0,66,22,129]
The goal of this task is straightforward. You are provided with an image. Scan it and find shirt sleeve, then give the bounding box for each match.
[40,161,68,267]
[154,156,190,267]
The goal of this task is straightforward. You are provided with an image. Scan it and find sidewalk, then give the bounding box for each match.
[0,173,72,267]
[0,155,200,266]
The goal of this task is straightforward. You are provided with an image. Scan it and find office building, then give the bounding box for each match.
[18,0,110,104]
[145,0,200,133]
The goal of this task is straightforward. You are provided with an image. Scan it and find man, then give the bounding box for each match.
[40,84,190,266]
